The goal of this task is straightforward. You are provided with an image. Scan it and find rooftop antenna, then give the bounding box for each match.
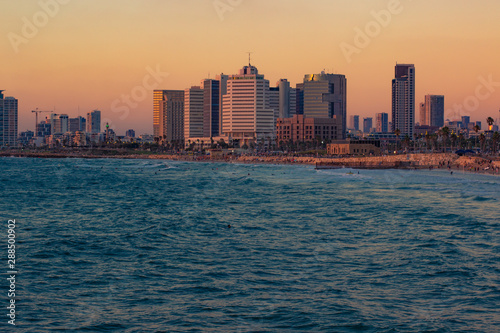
[247,51,253,66]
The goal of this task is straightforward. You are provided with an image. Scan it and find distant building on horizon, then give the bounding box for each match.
[295,83,304,115]
[392,64,415,137]
[86,110,101,134]
[0,90,18,147]
[18,130,34,146]
[125,129,135,138]
[350,115,359,131]
[302,72,347,139]
[420,95,444,127]
[37,121,51,138]
[69,116,86,133]
[461,116,470,129]
[376,112,389,133]
[363,117,373,134]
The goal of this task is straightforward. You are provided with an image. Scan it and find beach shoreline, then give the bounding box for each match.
[1,150,499,176]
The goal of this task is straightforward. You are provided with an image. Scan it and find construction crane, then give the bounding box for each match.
[31,109,53,135]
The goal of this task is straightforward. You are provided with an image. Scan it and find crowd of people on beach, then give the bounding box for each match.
[437,157,500,175]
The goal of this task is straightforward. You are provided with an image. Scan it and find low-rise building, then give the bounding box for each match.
[276,114,341,143]
[327,140,381,156]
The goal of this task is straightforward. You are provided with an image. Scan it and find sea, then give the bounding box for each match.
[1,157,499,332]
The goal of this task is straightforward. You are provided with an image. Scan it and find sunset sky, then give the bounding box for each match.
[2,0,500,135]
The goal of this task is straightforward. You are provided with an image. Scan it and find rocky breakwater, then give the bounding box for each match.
[235,153,460,169]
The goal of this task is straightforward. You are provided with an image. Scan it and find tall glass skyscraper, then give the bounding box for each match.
[421,95,444,127]
[202,79,220,137]
[302,72,347,139]
[0,90,18,147]
[376,112,389,133]
[392,64,415,137]
[86,110,101,134]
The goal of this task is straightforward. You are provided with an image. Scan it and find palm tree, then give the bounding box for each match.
[425,133,432,152]
[473,124,480,148]
[394,129,401,153]
[441,126,450,152]
[450,133,457,150]
[487,117,495,131]
[479,133,486,152]
[403,134,410,152]
[492,132,500,154]
[458,133,465,149]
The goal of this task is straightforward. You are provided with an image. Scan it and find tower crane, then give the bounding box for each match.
[31,109,53,135]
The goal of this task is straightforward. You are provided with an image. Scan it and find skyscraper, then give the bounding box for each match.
[52,114,69,134]
[376,112,389,133]
[0,90,18,147]
[350,115,359,131]
[86,110,101,134]
[215,74,229,135]
[303,72,347,139]
[461,116,470,129]
[69,116,86,133]
[184,86,204,139]
[363,117,373,133]
[202,79,220,137]
[269,86,280,125]
[125,129,135,138]
[222,65,274,143]
[421,95,444,127]
[392,64,415,137]
[276,79,297,119]
[153,90,163,138]
[157,90,184,142]
[295,83,304,115]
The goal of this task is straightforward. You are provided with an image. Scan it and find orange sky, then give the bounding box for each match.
[1,0,500,135]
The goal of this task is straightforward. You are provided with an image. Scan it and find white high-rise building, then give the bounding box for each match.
[222,65,274,143]
[392,64,415,137]
[184,86,204,139]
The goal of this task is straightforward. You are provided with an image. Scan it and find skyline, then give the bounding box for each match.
[2,0,500,135]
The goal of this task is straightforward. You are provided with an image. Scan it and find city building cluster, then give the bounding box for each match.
[1,63,499,152]
[154,63,499,152]
[154,63,346,150]
[0,91,152,148]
